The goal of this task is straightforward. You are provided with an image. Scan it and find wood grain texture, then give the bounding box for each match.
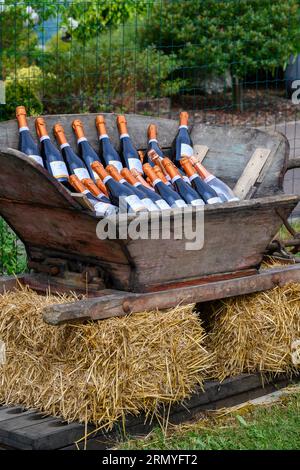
[0,276,25,294]
[43,263,300,325]
[124,195,299,291]
[190,125,289,197]
[233,147,271,199]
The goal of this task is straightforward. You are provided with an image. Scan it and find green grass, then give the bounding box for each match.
[119,391,300,450]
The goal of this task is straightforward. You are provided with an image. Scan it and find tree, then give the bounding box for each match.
[140,0,300,110]
[59,0,146,42]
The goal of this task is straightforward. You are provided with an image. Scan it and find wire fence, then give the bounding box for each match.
[0,0,300,275]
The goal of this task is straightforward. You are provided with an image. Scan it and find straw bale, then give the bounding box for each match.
[204,284,300,381]
[0,286,213,429]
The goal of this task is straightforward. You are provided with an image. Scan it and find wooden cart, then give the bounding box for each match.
[0,113,299,324]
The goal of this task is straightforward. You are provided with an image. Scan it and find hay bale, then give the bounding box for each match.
[205,284,300,381]
[0,286,213,430]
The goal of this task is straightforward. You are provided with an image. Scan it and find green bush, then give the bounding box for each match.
[1,66,43,121]
[140,0,300,107]
[0,219,27,275]
[40,29,186,114]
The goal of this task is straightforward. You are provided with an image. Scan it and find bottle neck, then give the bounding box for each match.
[16,113,28,130]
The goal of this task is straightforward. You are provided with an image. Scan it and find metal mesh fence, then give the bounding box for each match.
[0,0,299,274]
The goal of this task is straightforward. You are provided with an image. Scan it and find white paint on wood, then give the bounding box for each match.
[194,144,209,163]
[233,147,271,199]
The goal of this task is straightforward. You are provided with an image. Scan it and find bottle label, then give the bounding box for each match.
[77,137,87,144]
[93,201,112,215]
[50,160,69,179]
[28,154,44,167]
[40,135,50,142]
[148,138,158,144]
[120,133,130,139]
[110,160,123,172]
[173,199,187,208]
[142,198,158,212]
[191,199,205,206]
[128,158,143,173]
[207,197,222,204]
[74,167,90,180]
[155,199,171,211]
[19,126,29,132]
[99,134,109,140]
[125,194,145,212]
[180,143,193,157]
[179,125,188,130]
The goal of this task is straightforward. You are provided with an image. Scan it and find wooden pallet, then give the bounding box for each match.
[0,373,297,450]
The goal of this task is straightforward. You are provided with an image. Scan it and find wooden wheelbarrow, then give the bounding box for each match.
[0,113,299,325]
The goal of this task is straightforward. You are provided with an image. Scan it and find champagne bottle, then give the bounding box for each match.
[180,158,222,204]
[106,165,158,212]
[143,163,187,209]
[148,149,172,184]
[91,161,147,213]
[16,106,44,167]
[82,177,111,203]
[96,115,123,172]
[162,158,204,206]
[143,124,164,166]
[116,115,143,174]
[153,165,172,187]
[131,168,155,191]
[172,111,193,165]
[121,168,171,211]
[138,150,145,165]
[69,175,117,217]
[35,117,69,184]
[53,124,91,181]
[190,156,239,202]
[72,119,100,181]
[95,178,109,197]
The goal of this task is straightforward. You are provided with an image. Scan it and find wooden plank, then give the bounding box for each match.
[0,276,25,294]
[193,144,209,163]
[233,147,271,199]
[0,149,81,209]
[0,407,88,450]
[61,373,297,450]
[190,124,288,198]
[43,263,300,325]
[125,195,299,291]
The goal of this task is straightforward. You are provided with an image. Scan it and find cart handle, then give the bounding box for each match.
[287,158,300,170]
